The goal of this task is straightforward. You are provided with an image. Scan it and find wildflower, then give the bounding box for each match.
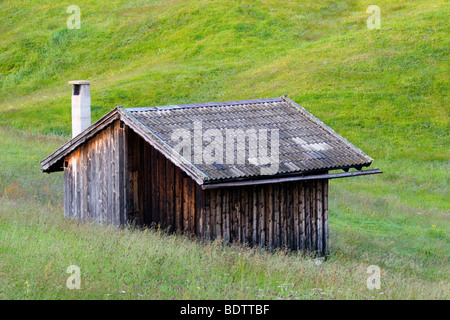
[120,290,126,294]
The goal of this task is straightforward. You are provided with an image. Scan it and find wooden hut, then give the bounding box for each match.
[41,85,381,255]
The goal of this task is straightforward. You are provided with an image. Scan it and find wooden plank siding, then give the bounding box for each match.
[64,120,126,225]
[201,180,328,254]
[63,123,329,254]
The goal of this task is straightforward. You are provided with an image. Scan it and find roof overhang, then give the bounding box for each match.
[41,96,381,186]
[200,168,383,189]
[40,107,121,173]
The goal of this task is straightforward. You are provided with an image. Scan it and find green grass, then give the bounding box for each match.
[0,0,449,299]
[0,127,448,300]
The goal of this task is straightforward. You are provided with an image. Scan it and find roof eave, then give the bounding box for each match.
[201,168,383,189]
[40,107,122,173]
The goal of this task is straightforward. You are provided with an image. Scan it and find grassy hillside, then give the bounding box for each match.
[0,0,448,299]
[1,1,448,160]
[0,126,448,299]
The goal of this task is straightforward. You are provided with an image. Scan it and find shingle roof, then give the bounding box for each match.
[122,95,372,182]
[41,95,374,185]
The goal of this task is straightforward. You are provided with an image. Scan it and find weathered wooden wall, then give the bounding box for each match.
[199,180,329,254]
[64,124,329,254]
[64,120,126,224]
[125,128,200,232]
[126,130,329,254]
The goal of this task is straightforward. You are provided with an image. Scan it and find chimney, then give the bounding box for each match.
[68,80,91,138]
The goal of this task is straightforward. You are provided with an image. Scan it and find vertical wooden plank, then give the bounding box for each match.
[116,122,123,226]
[239,188,245,243]
[97,136,103,223]
[305,181,311,252]
[137,135,144,226]
[104,128,110,224]
[64,157,71,217]
[317,180,323,255]
[75,148,81,221]
[79,145,85,221]
[154,146,159,225]
[70,152,76,219]
[125,130,134,225]
[143,140,152,226]
[98,130,109,223]
[222,189,230,242]
[189,178,196,234]
[204,189,211,240]
[119,123,126,225]
[158,153,166,227]
[90,140,97,222]
[68,155,74,218]
[132,171,139,224]
[175,167,183,232]
[208,189,215,240]
[215,189,222,239]
[182,177,189,233]
[71,152,77,220]
[311,180,317,253]
[293,182,299,250]
[267,184,273,248]
[280,183,286,249]
[244,187,251,246]
[166,161,175,231]
[107,127,114,224]
[299,182,305,252]
[111,123,118,225]
[96,134,103,223]
[84,143,91,221]
[259,186,265,247]
[287,182,294,250]
[195,183,203,237]
[229,189,235,242]
[233,188,240,243]
[71,153,76,219]
[273,184,280,248]
[252,186,258,246]
[129,132,140,225]
[151,146,159,225]
[323,179,329,256]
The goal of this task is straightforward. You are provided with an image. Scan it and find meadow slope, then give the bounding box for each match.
[0,0,448,299]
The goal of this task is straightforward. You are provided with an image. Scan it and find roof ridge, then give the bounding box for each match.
[125,97,284,112]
